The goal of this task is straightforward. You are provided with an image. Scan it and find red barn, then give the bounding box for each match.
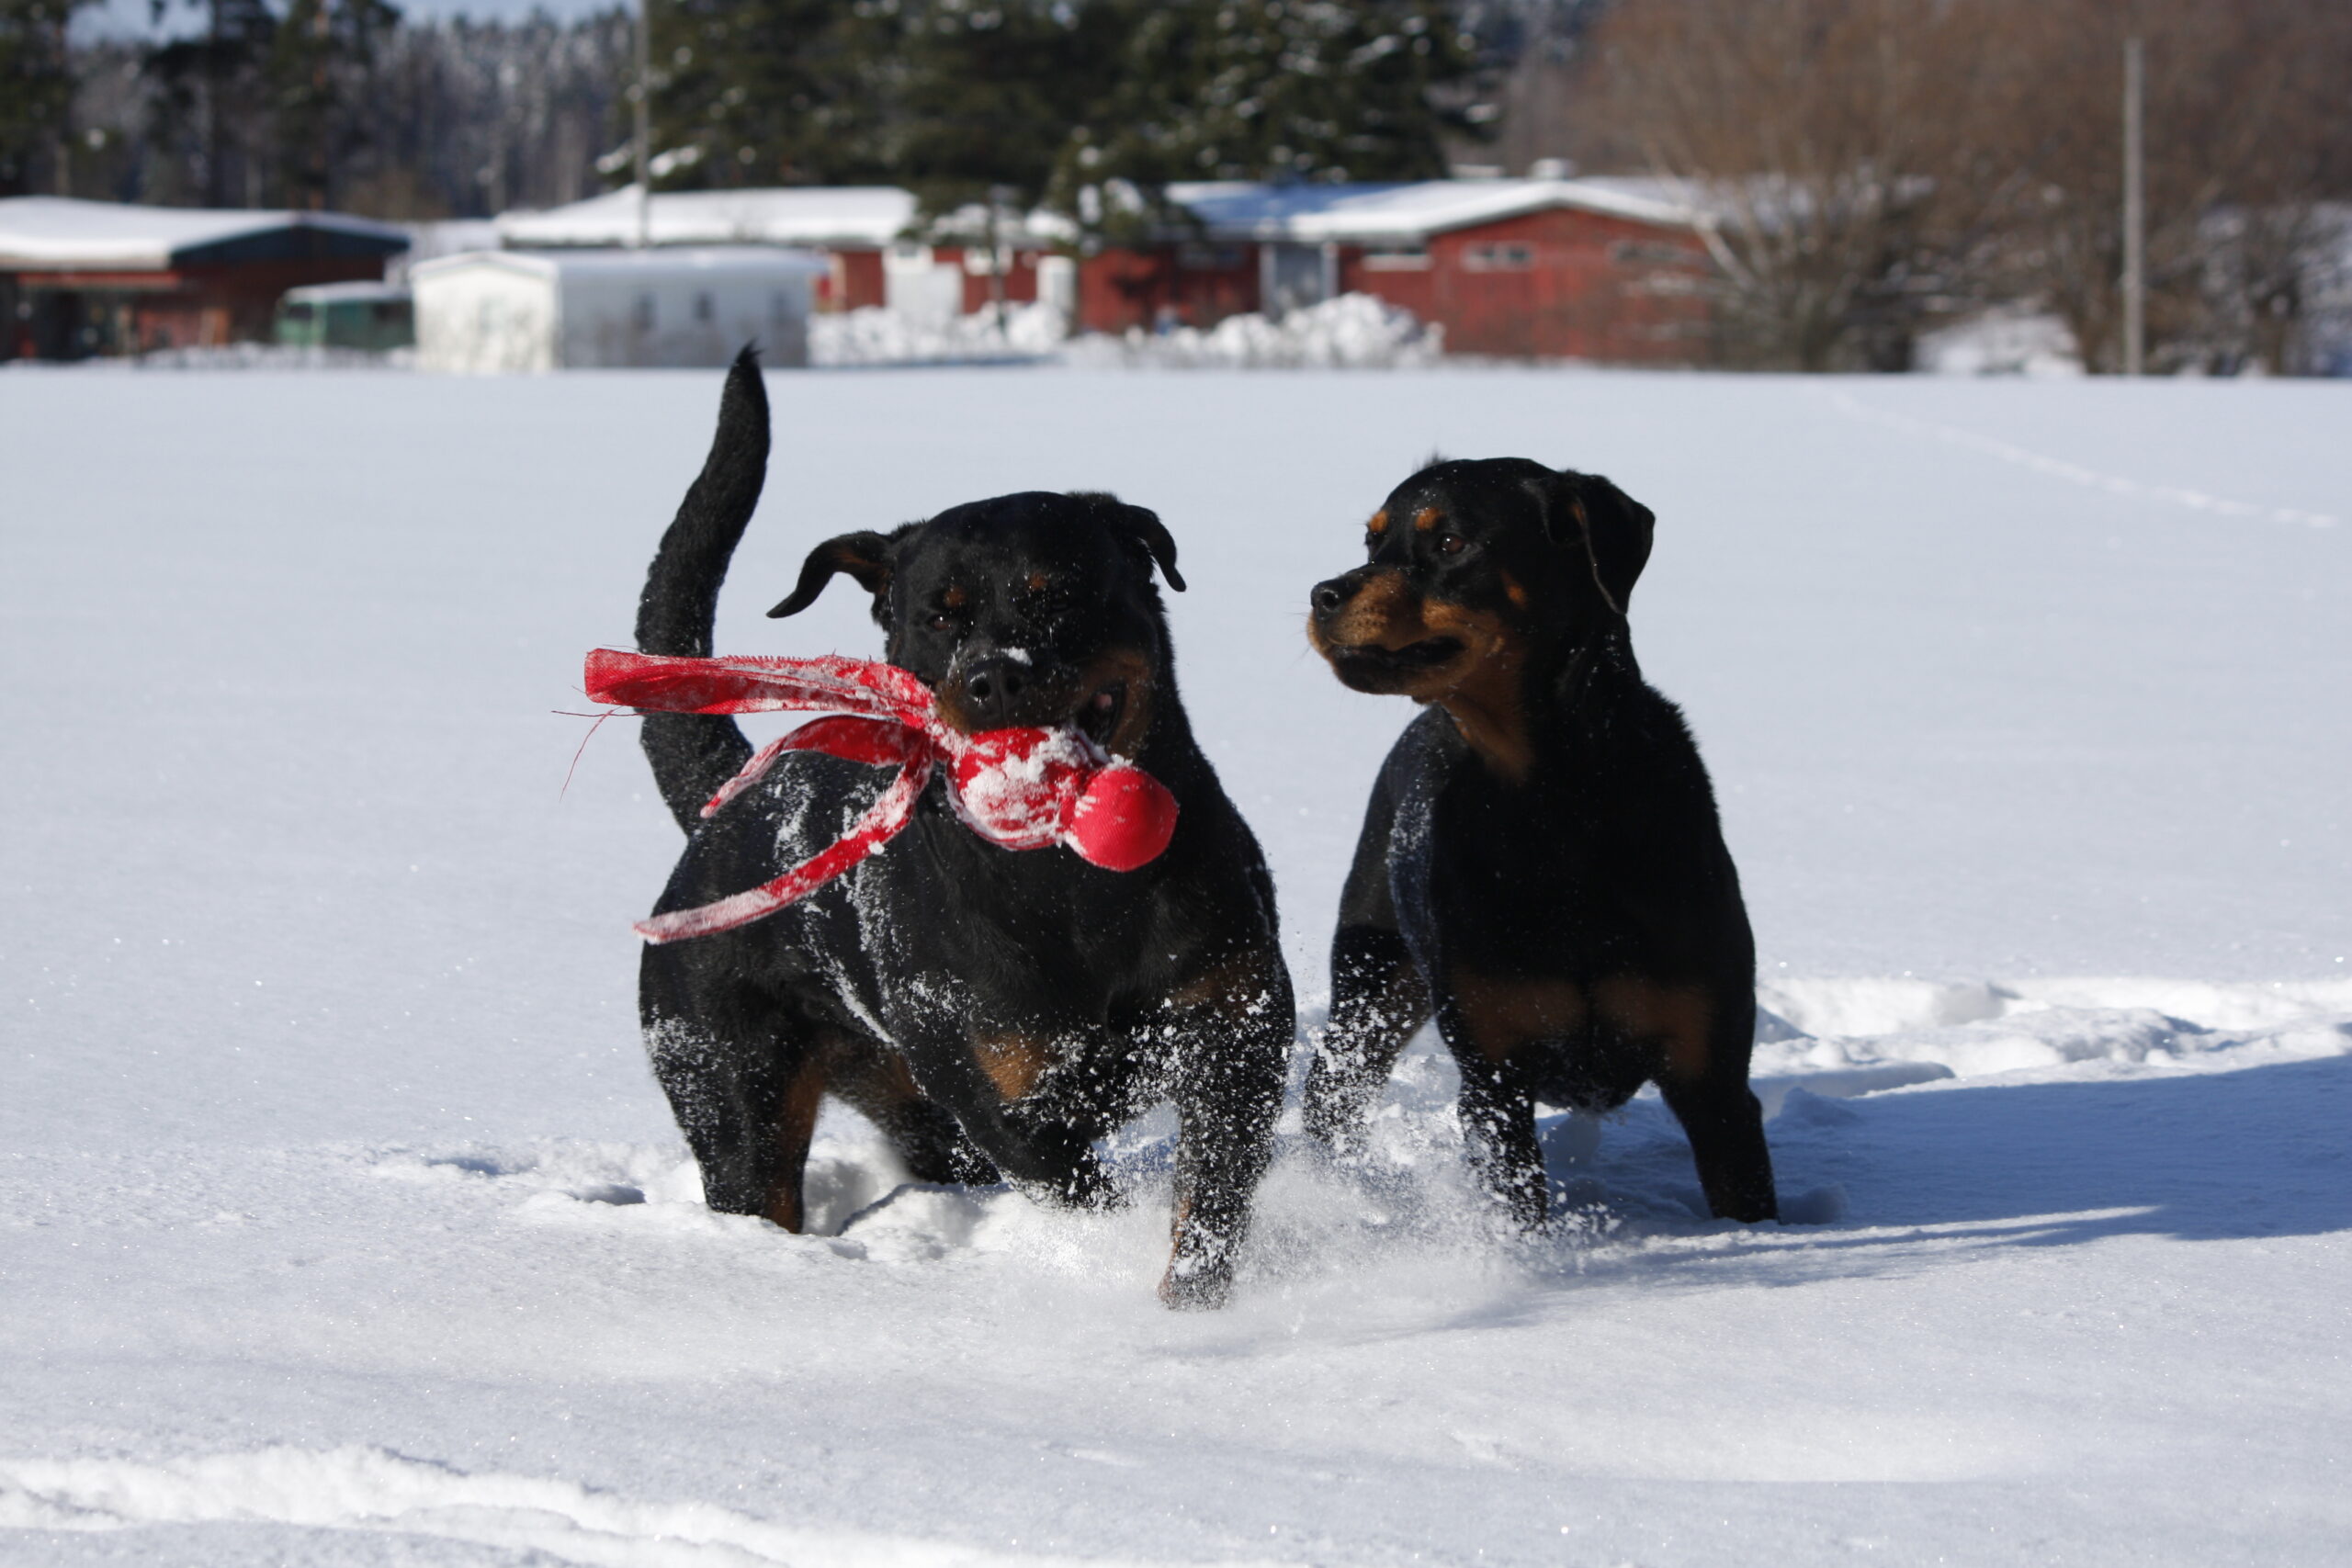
[0,198,409,361]
[1079,179,1715,363]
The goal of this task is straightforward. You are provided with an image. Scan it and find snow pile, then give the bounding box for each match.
[1062,292,1442,369]
[808,293,1440,370]
[1915,307,2083,377]
[809,301,1069,367]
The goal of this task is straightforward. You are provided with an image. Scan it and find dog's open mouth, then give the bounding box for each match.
[1329,637,1464,677]
[1076,680,1127,749]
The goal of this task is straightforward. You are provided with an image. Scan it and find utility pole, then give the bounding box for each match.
[2121,34,2145,376]
[632,0,652,248]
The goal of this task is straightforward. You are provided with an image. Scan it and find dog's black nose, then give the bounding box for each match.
[1311,578,1354,616]
[960,654,1028,728]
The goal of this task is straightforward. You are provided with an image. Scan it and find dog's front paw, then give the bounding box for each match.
[1157,1258,1232,1312]
[1158,1224,1238,1310]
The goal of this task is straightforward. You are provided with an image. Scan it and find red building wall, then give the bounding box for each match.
[934,247,1044,314]
[5,255,390,358]
[1072,205,1713,361]
[1078,245,1259,335]
[1347,207,1713,362]
[820,249,888,312]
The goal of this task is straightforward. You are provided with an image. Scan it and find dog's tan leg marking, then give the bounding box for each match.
[1450,971,1589,1066]
[825,1037,923,1122]
[1592,978,1714,1081]
[1168,950,1284,1013]
[760,1053,829,1232]
[970,1031,1056,1101]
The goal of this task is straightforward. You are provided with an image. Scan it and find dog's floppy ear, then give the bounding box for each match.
[1532,469,1654,616]
[1076,492,1185,592]
[768,531,897,619]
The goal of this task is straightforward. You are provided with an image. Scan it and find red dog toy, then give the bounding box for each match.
[585,649,1180,943]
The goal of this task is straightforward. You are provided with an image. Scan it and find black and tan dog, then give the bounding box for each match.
[1301,457,1776,1228]
[633,353,1293,1306]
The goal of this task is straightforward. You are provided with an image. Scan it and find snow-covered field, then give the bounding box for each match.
[3,366,2347,1566]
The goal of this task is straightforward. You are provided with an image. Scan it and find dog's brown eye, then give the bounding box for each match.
[1437,534,1467,556]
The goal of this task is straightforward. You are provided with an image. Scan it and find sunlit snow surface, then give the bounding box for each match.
[3,367,2347,1566]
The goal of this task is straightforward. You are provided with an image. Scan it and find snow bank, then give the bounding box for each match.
[808,293,1442,370]
[810,300,1071,367]
[1061,293,1442,370]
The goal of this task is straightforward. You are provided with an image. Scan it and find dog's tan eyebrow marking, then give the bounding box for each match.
[1415,507,1444,531]
[943,584,968,608]
[1501,572,1529,608]
[1367,510,1390,535]
[1023,570,1051,592]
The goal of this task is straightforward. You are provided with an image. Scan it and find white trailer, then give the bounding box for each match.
[410,246,825,372]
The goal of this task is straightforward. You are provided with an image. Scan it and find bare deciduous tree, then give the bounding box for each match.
[1576,0,2352,372]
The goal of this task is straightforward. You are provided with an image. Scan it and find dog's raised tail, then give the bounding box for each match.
[636,345,768,831]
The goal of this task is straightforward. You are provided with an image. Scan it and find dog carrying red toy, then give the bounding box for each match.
[584,649,1180,943]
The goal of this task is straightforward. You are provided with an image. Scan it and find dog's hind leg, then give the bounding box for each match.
[1658,1069,1778,1224]
[641,951,826,1229]
[1589,979,1778,1223]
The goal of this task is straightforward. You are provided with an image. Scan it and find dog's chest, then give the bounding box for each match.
[1392,761,1634,972]
[853,807,1171,1013]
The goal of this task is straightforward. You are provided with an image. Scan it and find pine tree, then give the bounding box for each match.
[0,0,96,194]
[268,0,400,210]
[650,0,894,187]
[891,0,1124,217]
[143,0,280,206]
[1054,0,1490,237]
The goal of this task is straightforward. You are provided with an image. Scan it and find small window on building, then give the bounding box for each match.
[1361,243,1430,272]
[633,292,656,331]
[1175,243,1244,270]
[1463,243,1535,272]
[693,290,714,323]
[1611,239,1697,266]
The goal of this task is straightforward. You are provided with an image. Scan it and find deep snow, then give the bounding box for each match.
[2,367,2348,1566]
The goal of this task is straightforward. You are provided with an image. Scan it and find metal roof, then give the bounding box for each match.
[0,197,410,271]
[411,246,830,283]
[497,186,922,251]
[1165,178,1707,243]
[483,178,1710,257]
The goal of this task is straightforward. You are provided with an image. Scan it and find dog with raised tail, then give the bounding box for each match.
[630,349,1294,1307]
